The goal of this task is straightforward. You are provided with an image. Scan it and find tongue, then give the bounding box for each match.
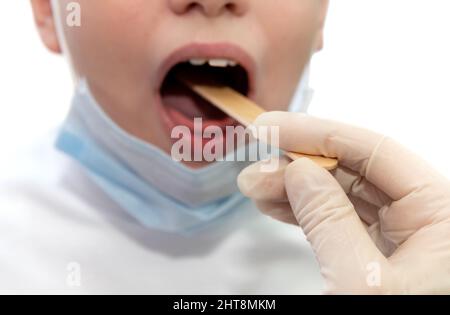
[161,78,230,122]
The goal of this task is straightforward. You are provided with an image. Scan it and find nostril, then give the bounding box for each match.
[225,2,246,16]
[170,0,247,17]
[171,1,201,15]
[186,2,199,12]
[225,3,235,11]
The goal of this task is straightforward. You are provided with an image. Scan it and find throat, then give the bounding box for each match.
[159,61,249,127]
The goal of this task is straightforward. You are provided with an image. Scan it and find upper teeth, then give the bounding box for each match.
[189,58,238,67]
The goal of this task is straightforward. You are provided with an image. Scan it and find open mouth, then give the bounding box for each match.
[159,58,250,130]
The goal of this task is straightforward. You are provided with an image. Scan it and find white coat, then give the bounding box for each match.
[0,131,323,294]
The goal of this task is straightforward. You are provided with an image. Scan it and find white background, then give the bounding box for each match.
[1,1,450,177]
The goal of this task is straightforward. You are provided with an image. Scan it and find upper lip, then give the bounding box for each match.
[156,42,256,97]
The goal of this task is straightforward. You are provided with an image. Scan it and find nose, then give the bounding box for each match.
[169,0,248,17]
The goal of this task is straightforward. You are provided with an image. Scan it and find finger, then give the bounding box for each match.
[254,112,445,201]
[388,221,450,293]
[347,195,380,226]
[284,158,391,293]
[254,112,383,175]
[378,185,450,246]
[255,200,298,225]
[366,222,398,258]
[239,163,381,226]
[238,157,290,202]
[364,137,447,201]
[333,166,392,208]
[239,156,391,208]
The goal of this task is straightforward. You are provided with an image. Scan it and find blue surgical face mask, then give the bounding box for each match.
[51,0,312,235]
[55,75,311,234]
[56,79,257,234]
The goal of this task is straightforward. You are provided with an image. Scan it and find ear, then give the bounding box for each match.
[314,0,329,52]
[30,0,62,53]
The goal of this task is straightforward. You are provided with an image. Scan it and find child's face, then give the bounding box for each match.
[33,0,328,160]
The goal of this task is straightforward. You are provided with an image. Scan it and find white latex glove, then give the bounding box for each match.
[238,112,450,294]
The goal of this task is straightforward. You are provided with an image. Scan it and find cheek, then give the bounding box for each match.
[257,3,318,111]
[64,0,163,81]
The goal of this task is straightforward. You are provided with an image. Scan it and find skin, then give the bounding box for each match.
[30,0,328,162]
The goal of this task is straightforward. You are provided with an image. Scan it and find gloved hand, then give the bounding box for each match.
[238,112,450,294]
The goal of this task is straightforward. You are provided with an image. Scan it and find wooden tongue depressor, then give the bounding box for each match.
[177,75,339,171]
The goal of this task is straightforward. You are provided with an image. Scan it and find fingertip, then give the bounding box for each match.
[237,167,256,197]
[285,157,320,175]
[237,158,290,200]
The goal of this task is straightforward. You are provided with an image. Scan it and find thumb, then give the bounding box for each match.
[286,158,392,293]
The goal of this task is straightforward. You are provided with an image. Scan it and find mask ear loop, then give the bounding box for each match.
[50,0,80,85]
[288,63,314,113]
